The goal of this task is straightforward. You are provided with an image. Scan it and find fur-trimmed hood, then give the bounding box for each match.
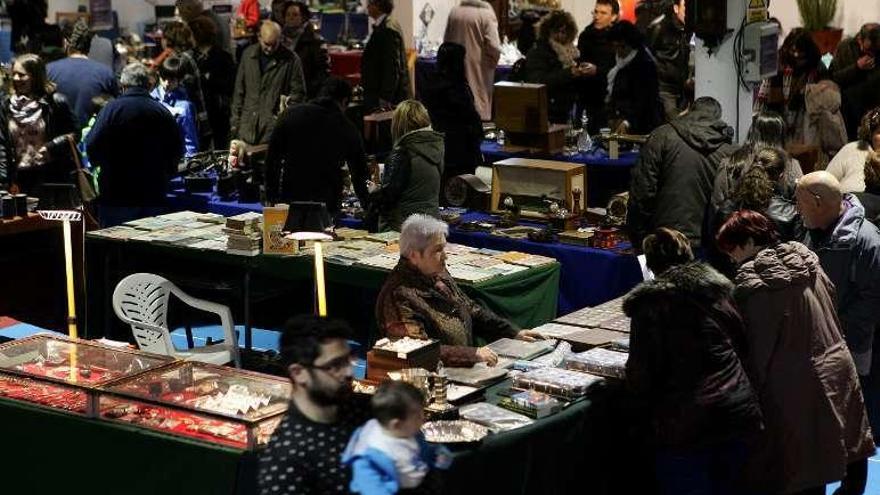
[624,262,733,316]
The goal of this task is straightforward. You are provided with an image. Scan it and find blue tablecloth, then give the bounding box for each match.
[447,212,641,314]
[481,141,639,208]
[166,181,261,217]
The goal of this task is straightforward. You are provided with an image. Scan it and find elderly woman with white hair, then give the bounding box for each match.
[376,214,543,367]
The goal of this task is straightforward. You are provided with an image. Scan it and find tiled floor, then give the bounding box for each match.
[826,454,880,493]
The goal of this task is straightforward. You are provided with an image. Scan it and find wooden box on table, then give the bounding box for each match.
[493,82,549,133]
[491,158,586,217]
[493,82,568,153]
[366,340,441,382]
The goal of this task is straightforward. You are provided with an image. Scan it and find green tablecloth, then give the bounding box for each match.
[0,381,622,495]
[1,398,253,495]
[444,380,613,494]
[85,236,560,345]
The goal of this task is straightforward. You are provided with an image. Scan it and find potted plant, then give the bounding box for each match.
[797,0,842,54]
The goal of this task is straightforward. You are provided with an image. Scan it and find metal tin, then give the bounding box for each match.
[13,193,27,217]
[1,195,13,219]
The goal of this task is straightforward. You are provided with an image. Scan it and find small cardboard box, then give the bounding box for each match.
[262,204,297,255]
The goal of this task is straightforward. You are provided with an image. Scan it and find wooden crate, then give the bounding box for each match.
[491,158,586,214]
[493,82,549,134]
[506,124,568,154]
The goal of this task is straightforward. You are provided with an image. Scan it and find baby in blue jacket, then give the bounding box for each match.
[342,380,451,494]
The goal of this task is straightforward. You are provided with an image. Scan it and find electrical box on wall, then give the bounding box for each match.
[741,21,779,82]
[687,0,729,48]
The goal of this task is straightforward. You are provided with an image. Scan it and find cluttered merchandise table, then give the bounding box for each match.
[1,297,645,495]
[446,211,642,314]
[480,141,639,208]
[84,212,560,348]
[0,360,625,495]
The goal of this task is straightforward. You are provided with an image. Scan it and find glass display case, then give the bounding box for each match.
[0,334,174,416]
[98,361,292,450]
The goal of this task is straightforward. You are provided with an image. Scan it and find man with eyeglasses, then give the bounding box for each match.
[798,172,880,487]
[258,315,368,495]
[576,0,619,133]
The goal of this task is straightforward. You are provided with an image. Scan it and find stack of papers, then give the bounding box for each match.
[225,213,262,256]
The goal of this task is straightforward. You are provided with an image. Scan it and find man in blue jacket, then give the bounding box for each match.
[799,171,880,495]
[86,62,183,227]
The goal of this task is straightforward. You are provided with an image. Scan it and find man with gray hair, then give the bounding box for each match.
[376,214,543,367]
[798,171,880,441]
[86,62,183,227]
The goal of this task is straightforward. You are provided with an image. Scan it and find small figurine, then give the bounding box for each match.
[572,188,582,216]
[499,196,520,227]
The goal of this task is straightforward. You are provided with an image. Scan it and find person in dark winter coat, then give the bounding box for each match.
[231,21,306,145]
[831,23,880,141]
[0,54,79,193]
[711,112,803,211]
[176,0,232,55]
[282,1,330,100]
[798,171,880,441]
[522,10,592,124]
[189,16,235,151]
[152,21,210,148]
[645,0,690,121]
[799,172,880,375]
[625,228,763,494]
[265,78,370,215]
[361,0,411,112]
[710,147,805,263]
[856,151,880,224]
[576,0,619,132]
[376,214,543,367]
[605,20,662,135]
[420,42,484,183]
[369,101,444,232]
[627,96,735,250]
[85,63,183,227]
[718,210,875,495]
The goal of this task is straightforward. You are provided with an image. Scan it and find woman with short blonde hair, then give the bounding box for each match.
[391,99,432,143]
[369,100,444,232]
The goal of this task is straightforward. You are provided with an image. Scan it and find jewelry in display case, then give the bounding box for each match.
[98,361,292,450]
[0,334,174,416]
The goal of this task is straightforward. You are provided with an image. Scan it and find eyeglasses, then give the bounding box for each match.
[307,355,356,374]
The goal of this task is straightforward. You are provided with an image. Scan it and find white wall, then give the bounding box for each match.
[403,0,593,49]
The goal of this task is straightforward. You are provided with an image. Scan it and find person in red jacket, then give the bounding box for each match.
[236,0,260,32]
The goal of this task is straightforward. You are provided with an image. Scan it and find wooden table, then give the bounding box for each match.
[0,213,85,334]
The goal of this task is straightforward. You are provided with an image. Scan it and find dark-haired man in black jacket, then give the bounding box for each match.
[627,97,736,250]
[265,78,370,215]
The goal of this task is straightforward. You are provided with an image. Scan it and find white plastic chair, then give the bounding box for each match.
[112,273,241,367]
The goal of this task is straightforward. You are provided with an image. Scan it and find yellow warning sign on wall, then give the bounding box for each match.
[748,0,768,22]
